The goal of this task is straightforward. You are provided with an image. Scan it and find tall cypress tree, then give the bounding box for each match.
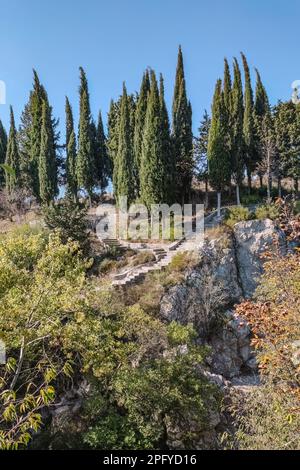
[159,73,173,203]
[194,110,211,209]
[140,71,164,207]
[172,46,193,204]
[134,70,150,195]
[65,97,77,200]
[114,84,135,205]
[230,58,244,205]
[0,119,7,186]
[241,52,255,192]
[5,107,21,193]
[19,70,59,199]
[76,67,95,203]
[254,68,270,187]
[39,99,58,205]
[107,98,121,178]
[95,111,109,192]
[223,58,232,112]
[208,80,231,217]
[223,58,233,190]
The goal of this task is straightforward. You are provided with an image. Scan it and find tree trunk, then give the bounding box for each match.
[217,192,221,219]
[247,171,252,195]
[236,184,241,206]
[278,178,282,199]
[204,179,209,210]
[259,175,263,189]
[294,177,299,195]
[267,174,272,203]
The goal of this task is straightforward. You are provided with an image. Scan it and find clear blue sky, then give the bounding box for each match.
[0,0,299,137]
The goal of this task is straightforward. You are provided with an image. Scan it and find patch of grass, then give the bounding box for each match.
[224,206,253,228]
[98,258,118,274]
[130,250,156,266]
[205,225,229,241]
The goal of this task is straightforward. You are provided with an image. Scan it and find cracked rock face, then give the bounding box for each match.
[160,218,286,378]
[233,218,286,298]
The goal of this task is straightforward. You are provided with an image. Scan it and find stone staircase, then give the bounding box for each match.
[111,238,187,287]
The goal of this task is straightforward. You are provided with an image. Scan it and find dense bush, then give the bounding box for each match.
[0,228,219,450]
[43,199,89,251]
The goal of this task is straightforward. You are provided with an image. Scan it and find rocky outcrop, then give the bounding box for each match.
[160,218,286,378]
[206,311,256,378]
[233,219,286,298]
[160,232,243,331]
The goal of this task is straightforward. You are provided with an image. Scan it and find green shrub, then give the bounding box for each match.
[43,199,89,251]
[241,193,261,205]
[255,203,280,220]
[224,206,252,228]
[99,258,118,273]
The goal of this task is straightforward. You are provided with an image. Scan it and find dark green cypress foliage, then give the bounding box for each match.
[241,52,255,192]
[254,68,270,187]
[19,70,59,199]
[5,107,21,193]
[194,110,211,208]
[65,97,77,200]
[39,99,58,205]
[134,70,150,185]
[65,97,74,150]
[114,84,135,205]
[159,73,173,203]
[223,58,232,112]
[95,111,109,192]
[231,58,244,205]
[208,80,231,216]
[140,71,164,207]
[222,58,233,189]
[254,69,269,117]
[0,119,7,186]
[107,98,121,177]
[76,67,95,202]
[274,101,300,195]
[172,46,194,204]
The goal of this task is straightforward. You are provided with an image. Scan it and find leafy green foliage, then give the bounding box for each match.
[0,229,91,448]
[83,313,218,450]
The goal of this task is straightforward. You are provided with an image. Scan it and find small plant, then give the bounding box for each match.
[224,206,252,228]
[255,203,280,220]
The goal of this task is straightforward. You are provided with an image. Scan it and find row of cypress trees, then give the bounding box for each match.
[0,72,58,204]
[1,49,298,211]
[0,68,110,205]
[109,46,193,207]
[207,54,270,211]
[0,47,193,208]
